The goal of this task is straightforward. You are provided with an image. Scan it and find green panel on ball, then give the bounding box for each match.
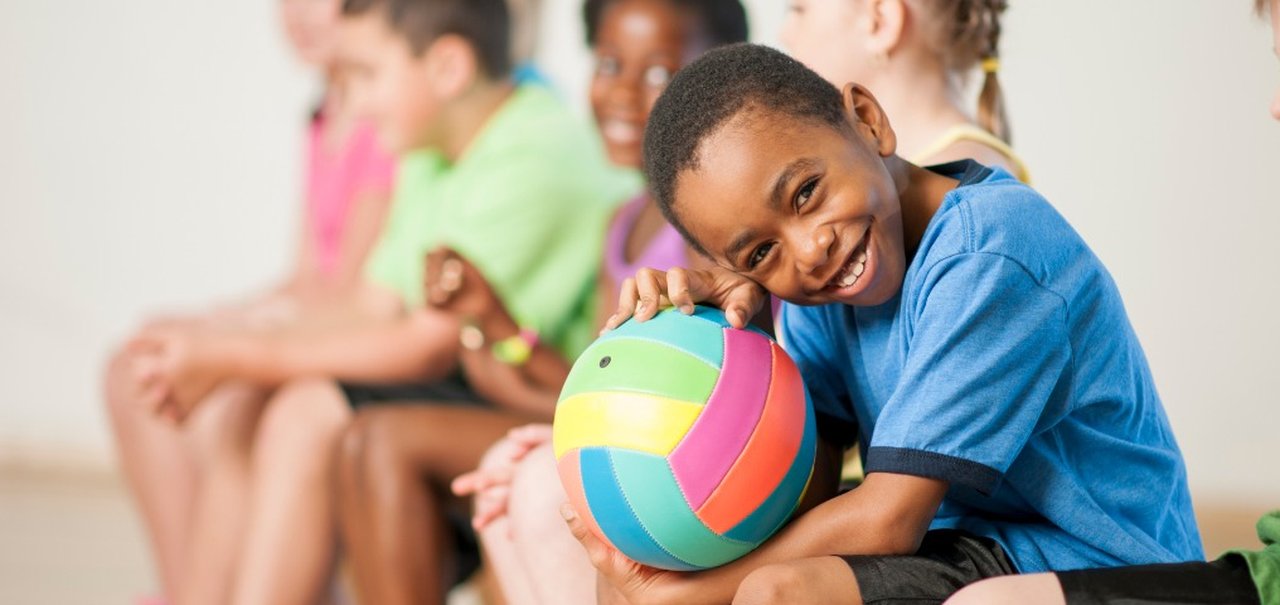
[560,338,720,404]
[609,449,756,569]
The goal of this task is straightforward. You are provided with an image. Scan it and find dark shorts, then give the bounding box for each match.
[1057,554,1260,605]
[338,374,484,410]
[841,529,1016,604]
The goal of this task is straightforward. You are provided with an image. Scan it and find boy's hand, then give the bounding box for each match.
[423,247,502,320]
[605,266,766,331]
[127,326,233,424]
[563,504,697,605]
[451,424,553,532]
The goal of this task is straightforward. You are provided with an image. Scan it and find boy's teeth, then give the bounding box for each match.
[837,259,866,288]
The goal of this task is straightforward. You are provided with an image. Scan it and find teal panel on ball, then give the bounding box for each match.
[579,448,699,571]
[723,394,818,545]
[559,338,719,404]
[610,449,756,569]
[598,306,727,369]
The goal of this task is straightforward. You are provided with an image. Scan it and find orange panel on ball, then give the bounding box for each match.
[695,344,808,534]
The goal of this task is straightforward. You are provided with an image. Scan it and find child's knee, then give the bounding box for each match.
[102,347,137,419]
[257,377,349,446]
[734,558,860,605]
[943,574,1062,605]
[733,563,810,605]
[336,410,405,487]
[507,443,564,531]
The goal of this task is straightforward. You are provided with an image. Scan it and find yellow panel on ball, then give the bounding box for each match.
[552,391,703,458]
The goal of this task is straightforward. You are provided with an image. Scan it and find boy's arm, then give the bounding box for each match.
[217,307,461,386]
[573,437,948,605]
[135,290,461,421]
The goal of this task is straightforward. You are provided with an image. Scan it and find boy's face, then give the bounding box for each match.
[589,0,704,167]
[337,11,443,153]
[672,88,909,307]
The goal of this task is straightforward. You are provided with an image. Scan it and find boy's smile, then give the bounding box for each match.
[669,86,924,307]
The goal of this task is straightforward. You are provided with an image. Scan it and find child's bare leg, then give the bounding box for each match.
[732,557,862,605]
[483,443,595,605]
[104,348,198,596]
[944,573,1065,605]
[230,377,352,605]
[175,381,270,605]
[337,405,532,605]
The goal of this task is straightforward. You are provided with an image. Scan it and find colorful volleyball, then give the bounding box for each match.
[553,306,817,571]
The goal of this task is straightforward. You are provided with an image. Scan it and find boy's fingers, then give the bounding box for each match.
[607,278,640,331]
[665,268,698,314]
[508,424,553,449]
[563,504,629,579]
[633,268,669,321]
[472,486,511,529]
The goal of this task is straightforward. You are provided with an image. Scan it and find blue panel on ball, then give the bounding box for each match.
[579,448,699,571]
[723,393,819,544]
[609,449,755,569]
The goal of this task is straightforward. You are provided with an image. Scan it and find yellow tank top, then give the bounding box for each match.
[909,123,1032,184]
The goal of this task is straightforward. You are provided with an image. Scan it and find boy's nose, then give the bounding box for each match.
[794,228,833,275]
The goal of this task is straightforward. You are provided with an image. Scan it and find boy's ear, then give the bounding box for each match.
[425,34,480,99]
[841,82,898,158]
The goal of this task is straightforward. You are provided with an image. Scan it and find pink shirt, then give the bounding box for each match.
[306,116,395,276]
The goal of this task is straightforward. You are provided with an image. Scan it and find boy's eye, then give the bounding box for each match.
[796,178,817,211]
[644,65,673,88]
[748,242,774,268]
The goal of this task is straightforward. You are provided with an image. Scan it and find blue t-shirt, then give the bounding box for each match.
[780,161,1203,573]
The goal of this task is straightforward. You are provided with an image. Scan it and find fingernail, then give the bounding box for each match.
[681,303,694,314]
[560,503,577,521]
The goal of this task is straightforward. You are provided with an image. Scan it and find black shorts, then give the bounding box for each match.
[1057,554,1260,605]
[841,529,1016,604]
[338,374,485,410]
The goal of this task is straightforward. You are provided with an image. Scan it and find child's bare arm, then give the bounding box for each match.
[134,303,462,422]
[566,436,948,605]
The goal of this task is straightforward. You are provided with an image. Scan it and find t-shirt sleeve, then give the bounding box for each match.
[864,252,1071,495]
[779,303,859,448]
[441,152,611,349]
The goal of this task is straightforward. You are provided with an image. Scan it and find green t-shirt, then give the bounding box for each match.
[366,85,638,358]
[1230,510,1280,605]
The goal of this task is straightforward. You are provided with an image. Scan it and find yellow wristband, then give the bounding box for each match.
[492,328,539,366]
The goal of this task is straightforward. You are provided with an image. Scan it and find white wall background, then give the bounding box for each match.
[1,1,1276,503]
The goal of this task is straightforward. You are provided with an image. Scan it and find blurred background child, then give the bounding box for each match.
[441,2,749,603]
[782,0,1029,180]
[104,0,394,601]
[115,0,633,602]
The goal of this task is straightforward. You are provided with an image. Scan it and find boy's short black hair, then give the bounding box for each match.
[583,0,749,48]
[642,43,848,255]
[342,0,512,78]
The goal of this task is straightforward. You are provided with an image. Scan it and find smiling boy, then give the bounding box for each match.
[576,43,1203,604]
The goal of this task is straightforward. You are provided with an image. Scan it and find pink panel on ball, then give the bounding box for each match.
[696,344,807,533]
[669,329,773,509]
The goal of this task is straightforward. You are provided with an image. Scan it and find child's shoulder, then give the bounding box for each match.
[920,167,1092,283]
